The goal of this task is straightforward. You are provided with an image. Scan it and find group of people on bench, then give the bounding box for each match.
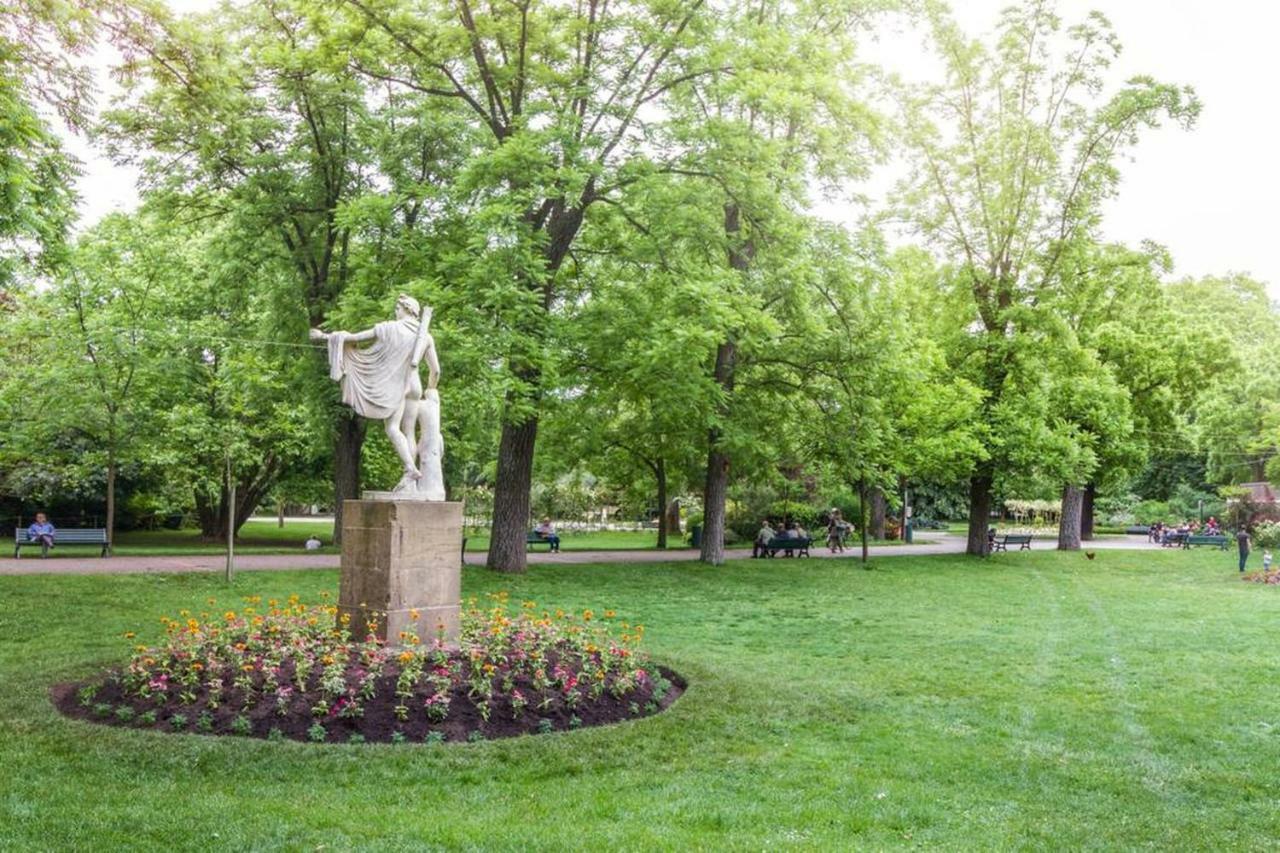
[752,519,810,558]
[1150,517,1221,545]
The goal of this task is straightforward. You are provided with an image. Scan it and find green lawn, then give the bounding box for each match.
[464,528,675,551]
[107,521,339,556]
[3,549,1279,847]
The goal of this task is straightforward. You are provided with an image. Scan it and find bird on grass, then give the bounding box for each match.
[1085,551,1096,560]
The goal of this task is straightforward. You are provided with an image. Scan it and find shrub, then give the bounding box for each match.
[1252,521,1280,550]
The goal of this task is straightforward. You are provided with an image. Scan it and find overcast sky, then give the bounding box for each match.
[59,0,1280,293]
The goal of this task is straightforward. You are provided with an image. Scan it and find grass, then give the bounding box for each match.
[463,528,675,551]
[3,548,1279,847]
[109,521,339,556]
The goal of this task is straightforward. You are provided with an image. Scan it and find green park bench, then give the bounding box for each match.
[526,533,555,551]
[992,533,1032,552]
[763,536,812,557]
[1125,525,1150,535]
[1183,534,1228,550]
[13,527,110,558]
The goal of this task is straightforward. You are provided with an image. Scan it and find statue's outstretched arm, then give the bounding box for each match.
[310,327,377,343]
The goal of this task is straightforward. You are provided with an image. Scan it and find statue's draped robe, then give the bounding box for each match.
[327,319,418,419]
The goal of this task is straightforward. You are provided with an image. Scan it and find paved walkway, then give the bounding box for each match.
[0,533,1162,576]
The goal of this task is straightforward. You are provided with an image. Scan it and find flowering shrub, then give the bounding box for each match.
[56,592,680,743]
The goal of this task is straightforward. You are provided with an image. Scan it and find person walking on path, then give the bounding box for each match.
[752,519,776,559]
[826,510,847,554]
[26,513,56,557]
[1237,527,1251,572]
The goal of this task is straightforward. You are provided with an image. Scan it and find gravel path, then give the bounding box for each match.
[0,533,1164,576]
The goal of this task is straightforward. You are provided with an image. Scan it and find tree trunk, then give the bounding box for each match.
[701,203,752,566]
[700,341,736,565]
[701,443,730,565]
[1081,482,1096,541]
[1058,483,1084,551]
[665,498,682,540]
[859,478,870,565]
[966,473,993,556]
[487,416,539,573]
[105,452,117,552]
[655,460,668,550]
[278,500,285,528]
[481,205,585,573]
[332,413,365,546]
[869,488,886,540]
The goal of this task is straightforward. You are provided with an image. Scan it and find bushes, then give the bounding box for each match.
[1251,521,1280,550]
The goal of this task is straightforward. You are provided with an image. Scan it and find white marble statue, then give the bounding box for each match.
[310,295,445,500]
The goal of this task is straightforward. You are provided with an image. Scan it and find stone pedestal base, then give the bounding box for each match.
[338,499,463,646]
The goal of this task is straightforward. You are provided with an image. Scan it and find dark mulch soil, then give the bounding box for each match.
[52,665,684,744]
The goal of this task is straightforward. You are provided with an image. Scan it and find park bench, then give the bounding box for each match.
[1183,534,1228,550]
[762,536,812,557]
[525,533,555,551]
[1125,525,1150,535]
[13,527,110,558]
[991,533,1032,552]
[1160,531,1188,548]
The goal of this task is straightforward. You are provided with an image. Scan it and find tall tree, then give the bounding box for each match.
[329,0,754,571]
[101,0,418,541]
[895,1,1199,555]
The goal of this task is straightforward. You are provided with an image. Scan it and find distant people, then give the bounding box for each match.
[1264,550,1274,573]
[304,535,322,551]
[534,517,561,553]
[753,519,776,558]
[1237,527,1251,572]
[826,511,846,554]
[27,512,55,556]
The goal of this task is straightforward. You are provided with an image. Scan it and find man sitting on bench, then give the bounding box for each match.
[27,512,56,556]
[533,517,561,553]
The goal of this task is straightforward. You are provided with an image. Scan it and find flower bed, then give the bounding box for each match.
[53,593,682,744]
[1242,570,1280,585]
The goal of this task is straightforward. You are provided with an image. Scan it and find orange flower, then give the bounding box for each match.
[410,609,420,621]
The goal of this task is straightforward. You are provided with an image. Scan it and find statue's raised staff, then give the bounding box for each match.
[310,294,445,500]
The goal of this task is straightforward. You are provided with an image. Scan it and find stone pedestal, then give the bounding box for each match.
[338,500,463,646]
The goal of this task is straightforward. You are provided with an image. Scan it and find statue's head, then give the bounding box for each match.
[395,294,421,319]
